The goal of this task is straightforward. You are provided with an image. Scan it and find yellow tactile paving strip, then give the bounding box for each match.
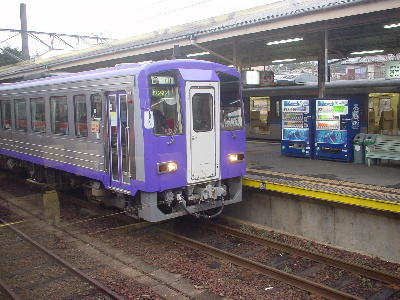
[244,168,400,213]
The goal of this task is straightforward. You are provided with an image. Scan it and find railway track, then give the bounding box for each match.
[209,223,400,286]
[0,216,124,300]
[0,277,20,300]
[159,221,400,300]
[0,188,185,300]
[6,192,153,237]
[1,171,399,299]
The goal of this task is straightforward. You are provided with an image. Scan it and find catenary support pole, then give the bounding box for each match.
[20,3,29,60]
[318,30,328,98]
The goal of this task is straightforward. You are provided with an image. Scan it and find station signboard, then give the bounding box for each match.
[260,71,274,86]
[385,61,400,79]
[242,70,260,85]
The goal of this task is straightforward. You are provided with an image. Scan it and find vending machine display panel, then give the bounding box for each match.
[283,128,309,141]
[281,99,313,158]
[315,130,347,144]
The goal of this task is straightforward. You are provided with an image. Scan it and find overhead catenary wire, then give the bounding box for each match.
[0,33,20,45]
[112,0,213,34]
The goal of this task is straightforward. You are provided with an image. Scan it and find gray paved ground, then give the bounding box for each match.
[246,140,400,188]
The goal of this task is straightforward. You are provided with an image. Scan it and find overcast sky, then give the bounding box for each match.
[1,0,280,58]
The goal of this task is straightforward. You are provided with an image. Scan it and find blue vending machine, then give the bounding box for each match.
[314,99,360,162]
[281,99,313,158]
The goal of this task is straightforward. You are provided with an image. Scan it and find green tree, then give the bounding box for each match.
[0,47,24,67]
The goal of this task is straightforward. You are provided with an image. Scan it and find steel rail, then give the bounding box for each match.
[0,220,26,228]
[0,278,21,300]
[56,191,134,224]
[209,223,400,285]
[89,221,151,235]
[0,216,125,300]
[0,186,151,237]
[159,228,361,300]
[61,211,126,227]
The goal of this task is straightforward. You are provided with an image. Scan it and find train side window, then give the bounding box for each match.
[217,72,243,131]
[15,99,27,132]
[90,94,102,119]
[50,96,68,135]
[74,95,88,137]
[30,97,46,133]
[0,101,11,130]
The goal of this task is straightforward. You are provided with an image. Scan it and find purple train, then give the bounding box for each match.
[0,60,245,221]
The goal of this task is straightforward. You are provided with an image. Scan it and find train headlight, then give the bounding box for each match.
[157,161,178,174]
[228,152,245,163]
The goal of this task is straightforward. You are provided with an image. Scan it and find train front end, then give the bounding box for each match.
[137,60,245,222]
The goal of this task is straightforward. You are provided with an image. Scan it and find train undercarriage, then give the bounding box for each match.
[0,155,242,222]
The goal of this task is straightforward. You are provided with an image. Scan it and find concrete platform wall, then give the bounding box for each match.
[225,189,400,262]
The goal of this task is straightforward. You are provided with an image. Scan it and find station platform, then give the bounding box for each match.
[244,140,400,213]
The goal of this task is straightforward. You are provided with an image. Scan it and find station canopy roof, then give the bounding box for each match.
[0,0,399,81]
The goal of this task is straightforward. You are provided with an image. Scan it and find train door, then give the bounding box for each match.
[186,82,220,183]
[107,92,130,188]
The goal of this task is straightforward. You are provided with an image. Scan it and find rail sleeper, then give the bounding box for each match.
[366,135,400,167]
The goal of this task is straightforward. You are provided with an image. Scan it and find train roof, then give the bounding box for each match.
[0,59,239,93]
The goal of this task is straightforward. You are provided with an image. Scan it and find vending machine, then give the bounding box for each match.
[281,99,313,158]
[314,99,360,162]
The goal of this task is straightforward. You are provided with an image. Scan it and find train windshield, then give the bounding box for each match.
[218,72,243,130]
[149,72,183,136]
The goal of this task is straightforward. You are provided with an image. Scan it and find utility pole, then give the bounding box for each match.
[20,3,29,60]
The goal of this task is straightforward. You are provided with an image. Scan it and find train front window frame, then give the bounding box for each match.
[30,97,46,134]
[148,72,183,136]
[74,94,88,138]
[50,96,68,135]
[218,72,243,131]
[15,99,27,132]
[0,100,11,130]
